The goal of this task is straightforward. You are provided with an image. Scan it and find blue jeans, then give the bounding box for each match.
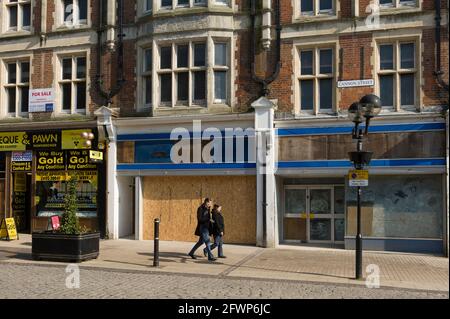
[189,226,213,259]
[210,234,224,257]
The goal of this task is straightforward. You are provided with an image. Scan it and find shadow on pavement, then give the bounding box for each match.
[0,249,33,261]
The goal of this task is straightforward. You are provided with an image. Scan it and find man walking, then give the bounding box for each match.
[188,198,216,262]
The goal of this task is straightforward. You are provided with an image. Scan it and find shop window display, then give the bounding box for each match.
[36,172,98,218]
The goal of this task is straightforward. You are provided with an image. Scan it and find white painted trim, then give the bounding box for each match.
[275,167,446,176]
[117,169,256,177]
[135,176,144,240]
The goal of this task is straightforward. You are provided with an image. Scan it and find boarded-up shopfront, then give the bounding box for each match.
[115,115,257,244]
[275,121,447,254]
[142,176,256,244]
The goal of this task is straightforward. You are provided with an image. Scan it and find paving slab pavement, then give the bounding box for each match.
[1,234,448,292]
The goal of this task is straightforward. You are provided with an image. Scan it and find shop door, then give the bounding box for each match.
[118,176,135,238]
[283,186,345,244]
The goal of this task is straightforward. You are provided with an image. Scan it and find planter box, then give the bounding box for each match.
[32,232,100,262]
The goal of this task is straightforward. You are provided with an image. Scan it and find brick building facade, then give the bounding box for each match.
[0,1,448,254]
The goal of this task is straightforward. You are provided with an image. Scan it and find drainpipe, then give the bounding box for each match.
[261,0,272,50]
[250,0,282,96]
[446,108,449,257]
[250,0,281,247]
[434,0,449,93]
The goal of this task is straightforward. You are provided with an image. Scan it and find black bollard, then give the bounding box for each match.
[153,218,160,267]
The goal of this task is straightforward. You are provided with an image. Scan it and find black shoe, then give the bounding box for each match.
[218,256,227,259]
[208,258,217,262]
[188,253,197,260]
[203,249,207,257]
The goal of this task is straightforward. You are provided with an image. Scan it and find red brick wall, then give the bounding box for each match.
[422,26,449,107]
[279,0,293,25]
[340,0,352,19]
[47,0,55,31]
[32,0,42,33]
[338,33,374,110]
[359,0,372,17]
[267,41,294,113]
[18,0,449,116]
[117,40,137,113]
[31,49,54,89]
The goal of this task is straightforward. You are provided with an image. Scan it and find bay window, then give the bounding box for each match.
[141,37,232,109]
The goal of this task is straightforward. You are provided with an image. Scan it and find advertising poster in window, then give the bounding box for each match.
[12,173,27,231]
[67,150,97,170]
[36,150,65,171]
[35,150,98,218]
[11,151,32,172]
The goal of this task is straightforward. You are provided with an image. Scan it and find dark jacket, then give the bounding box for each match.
[194,204,211,236]
[211,210,225,236]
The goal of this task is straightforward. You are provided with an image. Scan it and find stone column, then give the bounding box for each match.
[252,97,276,248]
[95,106,119,239]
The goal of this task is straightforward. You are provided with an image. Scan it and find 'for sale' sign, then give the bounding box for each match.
[29,89,54,113]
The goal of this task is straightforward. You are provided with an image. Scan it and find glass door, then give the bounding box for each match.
[283,185,345,244]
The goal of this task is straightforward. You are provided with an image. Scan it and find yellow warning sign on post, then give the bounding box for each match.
[349,169,369,187]
[0,218,18,241]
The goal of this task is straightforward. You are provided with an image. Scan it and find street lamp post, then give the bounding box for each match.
[348,94,381,280]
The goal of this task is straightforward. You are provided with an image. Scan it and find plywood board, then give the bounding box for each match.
[346,204,373,236]
[283,218,306,241]
[117,141,135,164]
[142,176,256,244]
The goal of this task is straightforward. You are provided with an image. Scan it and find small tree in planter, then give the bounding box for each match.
[32,177,100,262]
[60,177,82,235]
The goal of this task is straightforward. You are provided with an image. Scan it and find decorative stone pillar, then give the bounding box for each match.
[252,96,276,248]
[95,106,119,239]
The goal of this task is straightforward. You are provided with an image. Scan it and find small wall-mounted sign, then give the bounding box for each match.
[29,88,54,113]
[337,79,374,88]
[89,150,103,163]
[349,169,369,187]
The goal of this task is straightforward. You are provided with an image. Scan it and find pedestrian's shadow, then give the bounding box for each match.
[138,252,226,265]
[138,252,192,264]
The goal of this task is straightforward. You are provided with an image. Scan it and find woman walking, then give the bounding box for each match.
[205,204,226,258]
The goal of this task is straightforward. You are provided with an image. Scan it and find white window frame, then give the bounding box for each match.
[156,40,208,108]
[296,45,336,115]
[144,0,153,12]
[58,54,87,114]
[212,40,229,104]
[141,47,153,109]
[59,0,89,28]
[214,0,229,6]
[3,0,32,32]
[298,0,335,17]
[375,39,419,111]
[156,0,232,11]
[378,0,418,9]
[2,59,30,118]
